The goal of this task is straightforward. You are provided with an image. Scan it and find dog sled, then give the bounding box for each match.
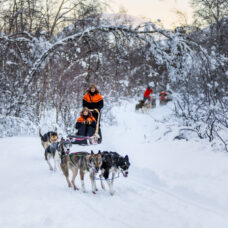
[68,109,102,146]
[68,134,100,145]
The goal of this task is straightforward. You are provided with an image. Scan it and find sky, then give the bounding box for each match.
[107,0,194,29]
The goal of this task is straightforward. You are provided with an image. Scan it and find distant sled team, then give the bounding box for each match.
[135,85,172,111]
[38,84,130,195]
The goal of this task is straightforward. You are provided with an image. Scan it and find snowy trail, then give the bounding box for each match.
[1,103,228,228]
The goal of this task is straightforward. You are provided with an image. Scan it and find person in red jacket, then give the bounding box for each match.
[143,86,153,102]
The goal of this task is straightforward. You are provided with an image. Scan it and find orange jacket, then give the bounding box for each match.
[159,91,167,100]
[77,115,96,123]
[83,92,103,111]
[83,93,103,103]
[75,115,96,130]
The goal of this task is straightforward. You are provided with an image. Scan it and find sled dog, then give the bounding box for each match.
[45,138,72,171]
[100,151,130,195]
[142,101,151,112]
[39,128,59,149]
[135,100,151,112]
[61,151,102,194]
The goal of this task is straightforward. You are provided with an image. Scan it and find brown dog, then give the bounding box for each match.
[135,100,151,112]
[61,151,102,194]
[39,129,59,149]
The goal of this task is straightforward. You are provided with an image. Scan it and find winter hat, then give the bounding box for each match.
[80,107,92,116]
[86,84,100,93]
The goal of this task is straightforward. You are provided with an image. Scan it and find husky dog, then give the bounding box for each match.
[45,138,72,171]
[142,102,151,112]
[100,151,130,195]
[60,151,102,194]
[135,100,151,112]
[39,128,59,149]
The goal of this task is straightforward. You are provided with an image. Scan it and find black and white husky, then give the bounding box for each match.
[99,151,130,195]
[45,138,72,171]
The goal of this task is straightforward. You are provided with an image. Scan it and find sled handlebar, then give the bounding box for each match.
[89,108,100,113]
[88,109,100,136]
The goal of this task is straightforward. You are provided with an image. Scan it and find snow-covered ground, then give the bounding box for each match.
[1,102,228,228]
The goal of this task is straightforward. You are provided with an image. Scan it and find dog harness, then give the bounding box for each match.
[69,153,90,171]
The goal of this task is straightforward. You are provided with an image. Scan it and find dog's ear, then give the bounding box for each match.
[91,150,94,155]
[98,151,102,156]
[124,155,129,161]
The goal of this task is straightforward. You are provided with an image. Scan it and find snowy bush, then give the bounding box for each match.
[0,116,37,137]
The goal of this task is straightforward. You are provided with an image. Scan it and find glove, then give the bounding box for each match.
[84,120,91,125]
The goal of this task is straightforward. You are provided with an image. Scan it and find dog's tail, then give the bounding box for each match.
[39,128,46,141]
[39,128,43,138]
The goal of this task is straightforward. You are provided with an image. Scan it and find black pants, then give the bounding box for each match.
[143,97,150,102]
[77,125,95,137]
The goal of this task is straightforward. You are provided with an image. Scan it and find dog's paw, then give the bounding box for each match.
[92,191,96,194]
[101,185,106,190]
[50,167,54,171]
[101,183,106,190]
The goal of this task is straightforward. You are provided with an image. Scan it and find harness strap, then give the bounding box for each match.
[94,173,120,181]
[69,153,90,171]
[68,155,77,168]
